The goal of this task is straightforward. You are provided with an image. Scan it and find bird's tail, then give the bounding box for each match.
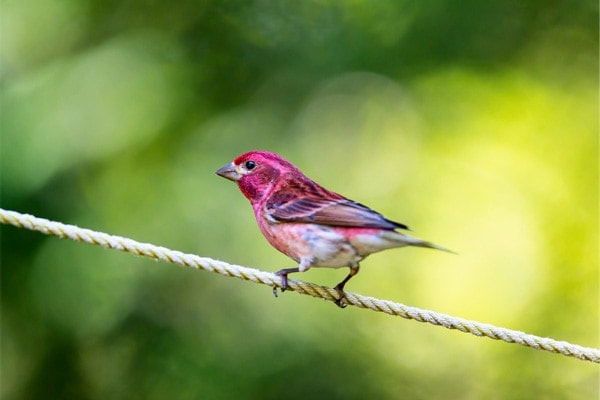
[406,235,456,254]
[386,231,456,254]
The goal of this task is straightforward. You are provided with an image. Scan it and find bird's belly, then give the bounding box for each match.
[262,223,361,268]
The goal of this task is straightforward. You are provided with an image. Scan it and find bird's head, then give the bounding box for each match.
[216,151,298,202]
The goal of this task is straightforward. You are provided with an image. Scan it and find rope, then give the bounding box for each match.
[1,208,598,364]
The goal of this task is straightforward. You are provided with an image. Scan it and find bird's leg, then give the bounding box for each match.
[333,264,360,308]
[273,258,312,297]
[273,267,300,297]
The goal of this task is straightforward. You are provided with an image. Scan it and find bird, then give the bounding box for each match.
[216,150,452,307]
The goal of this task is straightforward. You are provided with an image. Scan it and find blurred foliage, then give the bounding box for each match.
[1,1,598,399]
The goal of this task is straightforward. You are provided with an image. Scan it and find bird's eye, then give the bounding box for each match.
[244,160,256,170]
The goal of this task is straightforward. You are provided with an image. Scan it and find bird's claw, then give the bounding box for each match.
[334,286,348,308]
[273,269,289,298]
[334,297,348,308]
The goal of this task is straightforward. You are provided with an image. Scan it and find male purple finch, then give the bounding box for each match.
[217,151,451,307]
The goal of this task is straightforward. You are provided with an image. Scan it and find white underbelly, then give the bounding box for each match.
[302,226,362,268]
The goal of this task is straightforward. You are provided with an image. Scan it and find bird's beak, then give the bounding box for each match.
[216,162,241,182]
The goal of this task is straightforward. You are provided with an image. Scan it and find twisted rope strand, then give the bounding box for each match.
[1,208,598,363]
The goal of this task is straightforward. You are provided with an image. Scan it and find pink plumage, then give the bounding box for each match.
[216,150,450,307]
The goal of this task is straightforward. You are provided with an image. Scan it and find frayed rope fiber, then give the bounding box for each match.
[1,208,598,363]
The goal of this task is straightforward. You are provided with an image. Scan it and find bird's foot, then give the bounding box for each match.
[273,268,296,297]
[334,285,348,308]
[332,265,359,308]
[272,271,287,297]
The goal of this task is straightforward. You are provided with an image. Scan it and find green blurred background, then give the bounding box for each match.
[1,1,598,399]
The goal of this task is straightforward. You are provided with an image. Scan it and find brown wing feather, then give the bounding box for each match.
[266,182,408,230]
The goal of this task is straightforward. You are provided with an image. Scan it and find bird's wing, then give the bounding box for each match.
[266,184,408,230]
